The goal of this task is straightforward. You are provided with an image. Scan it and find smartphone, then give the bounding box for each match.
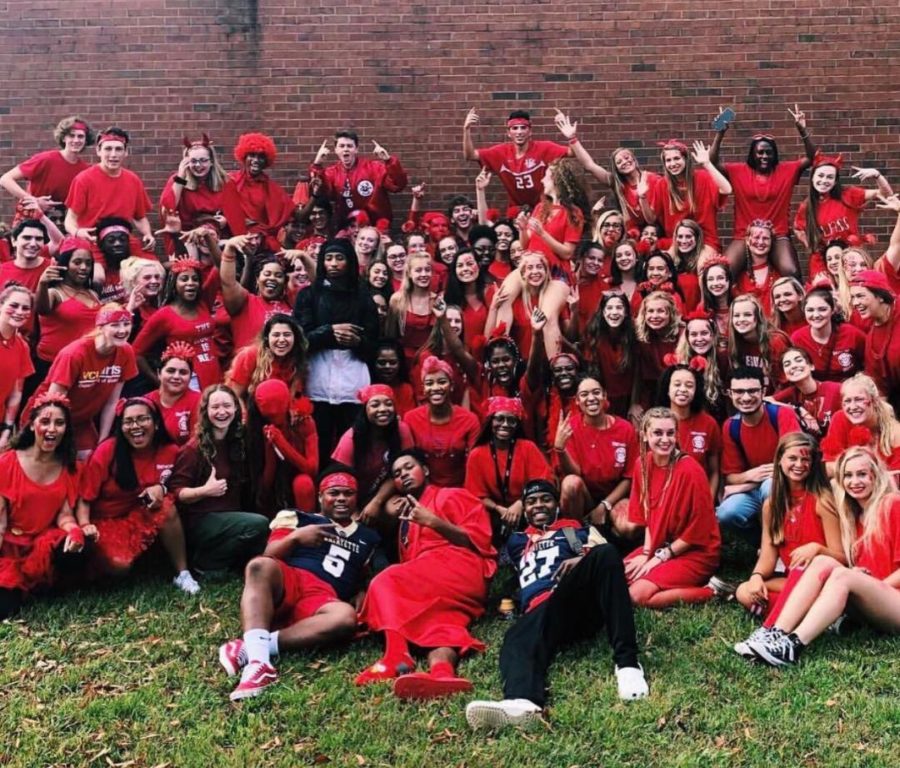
[712,107,736,132]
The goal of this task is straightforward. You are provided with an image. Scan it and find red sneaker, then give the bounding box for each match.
[229,662,278,701]
[218,639,246,678]
[393,671,474,700]
[354,654,415,686]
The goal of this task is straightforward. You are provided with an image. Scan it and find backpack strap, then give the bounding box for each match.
[562,526,583,556]
[729,403,782,469]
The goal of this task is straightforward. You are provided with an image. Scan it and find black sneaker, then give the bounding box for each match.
[748,630,802,667]
[734,625,776,659]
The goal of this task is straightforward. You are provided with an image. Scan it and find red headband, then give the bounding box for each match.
[549,351,580,368]
[114,396,156,418]
[98,133,127,147]
[320,472,358,492]
[812,150,842,170]
[663,353,707,372]
[701,255,731,272]
[421,355,454,383]
[183,133,212,149]
[507,118,531,128]
[357,384,394,404]
[683,307,714,322]
[33,392,71,411]
[161,340,197,363]
[639,280,674,294]
[96,308,132,326]
[58,235,94,255]
[170,258,203,274]
[657,139,688,153]
[486,396,525,419]
[97,224,130,241]
[70,121,87,132]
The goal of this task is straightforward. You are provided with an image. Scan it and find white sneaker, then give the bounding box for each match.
[465,698,542,730]
[734,626,776,659]
[173,570,201,595]
[615,665,649,701]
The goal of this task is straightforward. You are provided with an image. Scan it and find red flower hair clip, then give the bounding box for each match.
[161,341,197,363]
[32,392,71,411]
[848,426,873,447]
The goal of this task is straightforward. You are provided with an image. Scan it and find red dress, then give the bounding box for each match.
[0,331,34,416]
[358,484,496,654]
[626,455,721,588]
[0,451,78,591]
[79,439,179,573]
[403,406,480,488]
[398,309,434,367]
[584,335,634,417]
[159,174,225,230]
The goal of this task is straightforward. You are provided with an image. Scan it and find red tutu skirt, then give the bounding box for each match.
[89,498,172,576]
[359,549,488,655]
[0,528,67,591]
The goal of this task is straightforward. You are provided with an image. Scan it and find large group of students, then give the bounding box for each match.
[0,107,899,726]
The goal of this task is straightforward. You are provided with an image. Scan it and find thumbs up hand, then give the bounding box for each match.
[203,465,228,497]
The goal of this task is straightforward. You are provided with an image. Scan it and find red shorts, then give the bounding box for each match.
[274,561,340,628]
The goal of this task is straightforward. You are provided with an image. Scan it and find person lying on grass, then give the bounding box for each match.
[465,479,648,731]
[220,464,382,702]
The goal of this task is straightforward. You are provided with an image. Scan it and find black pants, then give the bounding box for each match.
[499,544,640,707]
[313,401,361,458]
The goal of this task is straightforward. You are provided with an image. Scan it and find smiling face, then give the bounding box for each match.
[355,227,379,257]
[365,394,395,428]
[186,147,212,179]
[780,442,812,484]
[256,262,286,300]
[65,250,93,286]
[614,243,637,272]
[267,322,295,358]
[472,238,495,270]
[772,280,802,314]
[841,455,876,501]
[643,298,670,331]
[663,148,686,176]
[731,299,757,336]
[523,491,557,528]
[406,235,427,255]
[121,403,156,451]
[645,416,678,459]
[675,225,696,254]
[175,269,201,303]
[843,250,867,278]
[506,121,532,147]
[63,128,87,154]
[368,261,389,289]
[602,296,626,328]
[825,245,843,277]
[14,225,46,262]
[597,214,624,248]
[159,357,191,395]
[704,265,730,298]
[550,356,578,391]
[841,382,874,425]
[100,318,133,347]
[374,347,400,382]
[521,253,548,288]
[645,256,669,284]
[243,152,267,177]
[487,345,515,383]
[451,204,473,230]
[746,225,773,259]
[781,349,812,384]
[408,256,433,290]
[494,224,514,252]
[812,165,837,195]
[386,245,407,275]
[446,306,464,337]
[581,246,604,277]
[491,411,519,442]
[729,376,764,414]
[207,390,237,433]
[613,149,637,175]
[0,289,32,330]
[803,294,833,331]
[319,485,357,522]
[849,286,879,319]
[454,251,478,284]
[437,237,458,266]
[422,371,452,407]
[137,265,163,297]
[668,369,696,409]
[33,405,67,453]
[686,319,713,355]
[575,377,606,419]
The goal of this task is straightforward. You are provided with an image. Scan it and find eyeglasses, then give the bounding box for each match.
[730,387,762,396]
[601,222,624,230]
[122,415,153,428]
[189,159,211,166]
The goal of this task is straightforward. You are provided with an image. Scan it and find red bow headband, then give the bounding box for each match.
[421,355,455,383]
[357,384,394,404]
[486,396,525,419]
[848,426,874,448]
[657,139,688,153]
[683,307,713,322]
[183,133,212,149]
[663,353,708,372]
[812,150,842,170]
[320,472,358,492]
[114,396,156,418]
[33,392,71,411]
[161,340,197,363]
[95,307,132,326]
[639,280,674,294]
[170,258,203,275]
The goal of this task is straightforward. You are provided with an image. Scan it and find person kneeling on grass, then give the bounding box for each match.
[355,448,497,699]
[466,479,648,730]
[221,465,382,701]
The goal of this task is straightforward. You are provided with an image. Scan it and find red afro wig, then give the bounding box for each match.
[234,132,277,166]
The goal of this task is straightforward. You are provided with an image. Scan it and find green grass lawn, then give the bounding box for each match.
[1,552,898,768]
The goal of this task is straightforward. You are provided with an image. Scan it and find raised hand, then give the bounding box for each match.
[851,166,882,182]
[372,140,390,161]
[691,140,711,166]
[314,139,330,165]
[530,306,547,333]
[463,108,480,130]
[475,168,492,190]
[787,103,807,130]
[411,182,426,199]
[553,109,577,139]
[876,193,900,212]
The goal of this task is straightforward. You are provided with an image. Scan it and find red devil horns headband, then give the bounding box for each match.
[183,133,212,149]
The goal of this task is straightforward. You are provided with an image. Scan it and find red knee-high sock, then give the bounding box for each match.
[383,630,411,667]
[429,661,456,679]
[646,586,714,609]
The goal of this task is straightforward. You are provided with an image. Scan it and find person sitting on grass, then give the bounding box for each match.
[465,479,648,730]
[355,449,496,700]
[220,465,382,701]
[739,446,900,666]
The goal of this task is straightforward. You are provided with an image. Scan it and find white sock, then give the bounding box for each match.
[269,630,280,657]
[243,628,271,666]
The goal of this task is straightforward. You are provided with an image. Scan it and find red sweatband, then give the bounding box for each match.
[320,473,358,492]
[507,118,531,128]
[486,396,525,419]
[70,121,87,132]
[170,258,204,274]
[66,527,85,546]
[97,224,131,241]
[98,133,127,147]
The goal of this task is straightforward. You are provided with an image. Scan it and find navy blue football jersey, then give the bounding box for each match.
[281,512,381,601]
[505,525,588,611]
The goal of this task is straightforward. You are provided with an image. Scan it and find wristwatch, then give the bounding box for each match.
[654,545,674,562]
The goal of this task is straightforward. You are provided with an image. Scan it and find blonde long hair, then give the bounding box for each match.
[833,446,898,566]
[386,252,433,336]
[638,407,683,519]
[635,290,681,343]
[840,374,897,459]
[676,316,723,408]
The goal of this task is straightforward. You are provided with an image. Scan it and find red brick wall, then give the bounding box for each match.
[1,0,898,243]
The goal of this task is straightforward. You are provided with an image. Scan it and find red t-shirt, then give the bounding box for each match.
[132,305,221,390]
[526,203,584,277]
[79,438,178,519]
[648,168,726,250]
[0,331,34,410]
[564,414,637,499]
[617,171,662,230]
[863,314,900,401]
[854,498,900,580]
[0,258,49,293]
[721,406,801,474]
[229,293,292,351]
[873,254,900,296]
[821,411,900,471]
[773,380,842,429]
[159,174,225,229]
[477,140,569,208]
[37,296,100,361]
[146,389,200,445]
[586,336,634,415]
[403,405,480,488]
[40,336,138,425]
[18,150,90,203]
[677,411,722,473]
[790,323,866,382]
[778,491,827,566]
[793,186,868,245]
[331,422,414,500]
[226,345,298,393]
[725,160,805,237]
[464,439,552,505]
[65,166,152,227]
[0,450,78,537]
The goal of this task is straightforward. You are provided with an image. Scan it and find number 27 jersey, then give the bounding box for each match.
[505,524,587,611]
[272,513,382,601]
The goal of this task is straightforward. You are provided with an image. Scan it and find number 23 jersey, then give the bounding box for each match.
[505,522,587,612]
[270,513,381,601]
